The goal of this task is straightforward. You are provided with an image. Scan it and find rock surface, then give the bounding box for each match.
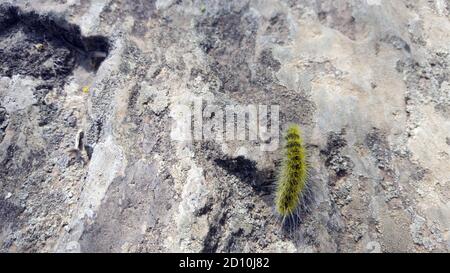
[0,0,449,252]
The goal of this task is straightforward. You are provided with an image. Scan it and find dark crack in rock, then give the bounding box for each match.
[321,130,354,179]
[365,128,392,171]
[0,106,8,142]
[0,199,24,231]
[0,3,109,85]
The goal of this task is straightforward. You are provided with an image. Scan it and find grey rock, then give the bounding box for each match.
[0,0,449,253]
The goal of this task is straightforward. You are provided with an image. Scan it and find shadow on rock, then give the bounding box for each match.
[214,156,274,195]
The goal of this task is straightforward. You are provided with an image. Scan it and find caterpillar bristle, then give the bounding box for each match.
[275,124,308,222]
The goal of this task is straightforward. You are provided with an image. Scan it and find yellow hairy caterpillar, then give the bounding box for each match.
[275,124,308,219]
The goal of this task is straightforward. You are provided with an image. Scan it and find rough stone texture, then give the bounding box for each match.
[0,0,449,253]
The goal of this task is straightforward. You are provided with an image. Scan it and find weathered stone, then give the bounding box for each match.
[0,0,448,253]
